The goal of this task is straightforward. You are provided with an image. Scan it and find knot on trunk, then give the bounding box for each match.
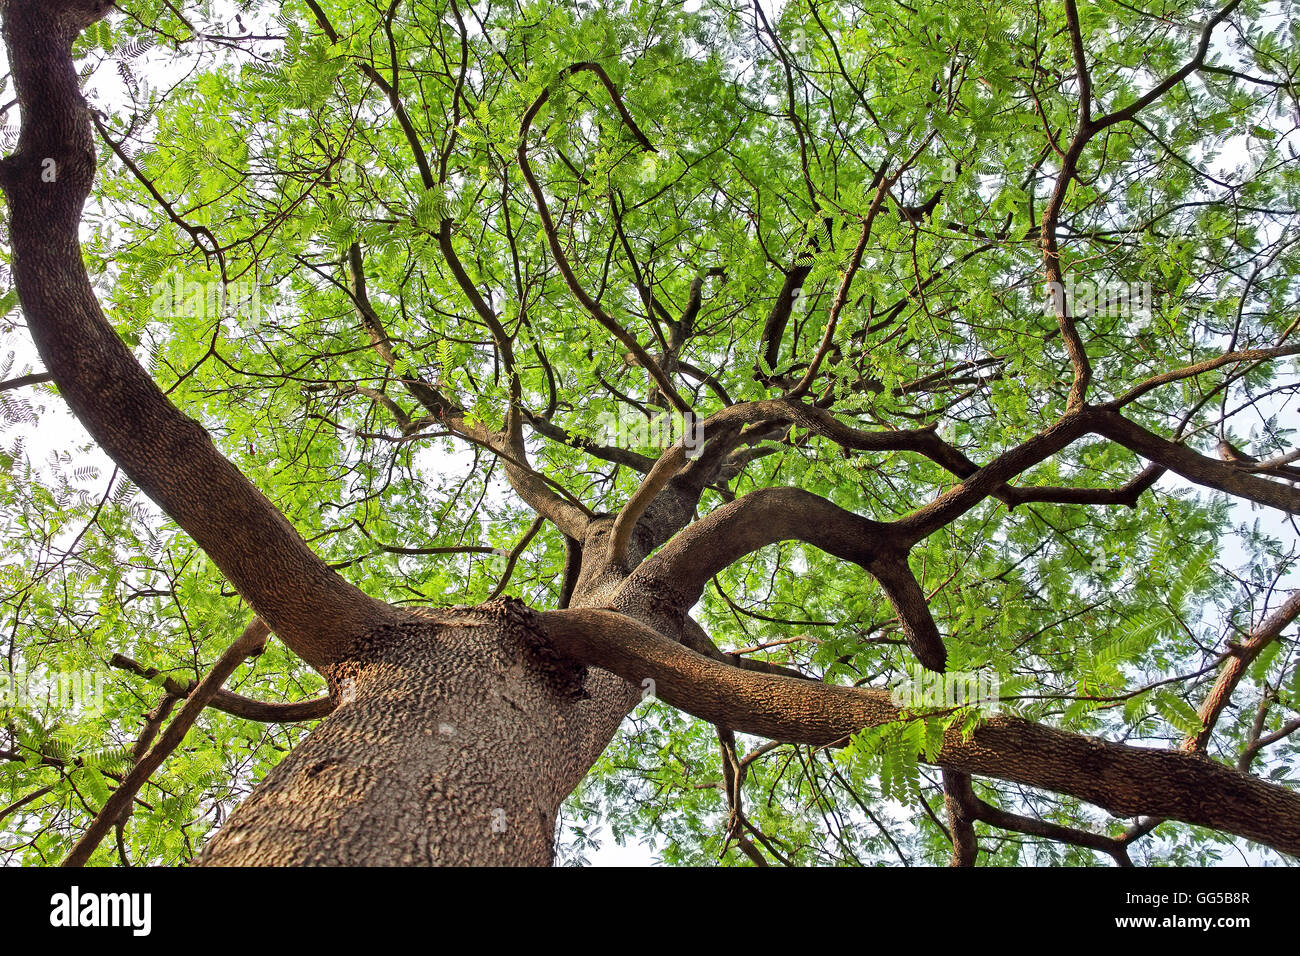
[487,596,589,699]
[418,597,589,699]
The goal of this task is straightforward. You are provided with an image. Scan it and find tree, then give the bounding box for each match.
[0,0,1297,866]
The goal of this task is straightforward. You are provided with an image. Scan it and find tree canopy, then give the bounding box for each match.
[1,0,1299,866]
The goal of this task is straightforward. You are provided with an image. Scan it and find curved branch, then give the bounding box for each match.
[609,444,686,566]
[758,264,812,377]
[944,769,1133,865]
[486,515,545,601]
[1240,717,1300,772]
[0,1,397,668]
[1090,0,1244,133]
[1111,344,1300,408]
[699,399,1141,514]
[624,486,947,670]
[558,534,582,610]
[108,653,335,723]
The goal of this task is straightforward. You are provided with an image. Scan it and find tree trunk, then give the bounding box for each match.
[199,601,638,866]
[201,525,661,866]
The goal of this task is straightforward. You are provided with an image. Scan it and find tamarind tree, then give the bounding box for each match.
[1,0,1298,866]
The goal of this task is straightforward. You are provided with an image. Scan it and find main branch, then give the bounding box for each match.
[543,608,1300,857]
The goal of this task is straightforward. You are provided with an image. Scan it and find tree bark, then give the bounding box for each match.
[199,605,638,866]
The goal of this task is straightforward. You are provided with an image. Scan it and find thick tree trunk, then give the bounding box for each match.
[199,603,638,866]
[199,522,667,866]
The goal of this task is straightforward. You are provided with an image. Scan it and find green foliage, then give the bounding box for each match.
[0,0,1297,865]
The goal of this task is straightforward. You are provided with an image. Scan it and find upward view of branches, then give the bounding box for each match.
[0,0,1297,867]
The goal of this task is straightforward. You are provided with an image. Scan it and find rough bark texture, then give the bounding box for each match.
[200,604,636,866]
[197,523,656,866]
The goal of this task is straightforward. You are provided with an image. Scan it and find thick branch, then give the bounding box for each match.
[1092,409,1300,515]
[542,608,1300,857]
[942,769,979,866]
[624,486,947,670]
